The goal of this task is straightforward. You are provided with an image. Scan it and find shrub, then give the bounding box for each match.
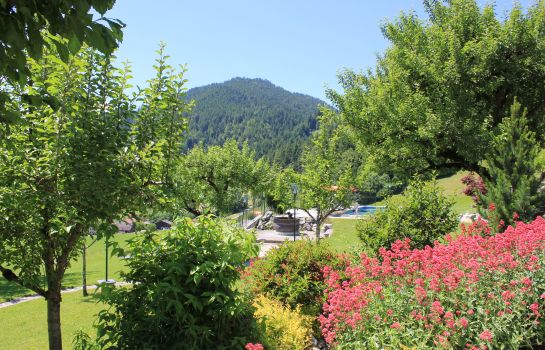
[358,177,458,253]
[95,216,259,350]
[321,217,545,349]
[461,173,487,204]
[134,221,156,232]
[252,295,313,350]
[241,239,344,317]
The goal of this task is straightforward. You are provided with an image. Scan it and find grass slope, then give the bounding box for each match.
[0,233,134,302]
[0,291,104,350]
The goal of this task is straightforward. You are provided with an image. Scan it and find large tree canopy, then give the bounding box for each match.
[0,0,124,124]
[329,0,545,180]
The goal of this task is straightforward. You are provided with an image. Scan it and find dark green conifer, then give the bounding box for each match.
[479,99,545,231]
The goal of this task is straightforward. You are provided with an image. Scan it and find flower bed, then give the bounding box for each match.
[320,217,545,349]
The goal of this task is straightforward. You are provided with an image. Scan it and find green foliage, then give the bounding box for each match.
[330,0,545,181]
[133,222,156,232]
[242,240,343,317]
[252,295,313,350]
[72,330,100,350]
[0,43,190,349]
[356,171,404,204]
[479,100,545,231]
[174,139,269,216]
[269,167,299,213]
[358,177,458,253]
[95,216,259,350]
[185,78,326,168]
[0,1,124,124]
[293,109,357,239]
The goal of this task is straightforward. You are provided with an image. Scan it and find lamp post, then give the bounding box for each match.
[262,192,266,216]
[242,194,248,228]
[291,184,298,241]
[105,235,109,282]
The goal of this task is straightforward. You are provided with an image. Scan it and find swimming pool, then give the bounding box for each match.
[335,205,385,217]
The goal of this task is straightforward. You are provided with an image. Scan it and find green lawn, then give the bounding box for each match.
[436,171,474,214]
[326,171,476,252]
[0,233,134,302]
[0,291,105,350]
[326,218,361,252]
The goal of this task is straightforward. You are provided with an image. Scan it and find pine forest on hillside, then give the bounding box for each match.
[184,78,326,167]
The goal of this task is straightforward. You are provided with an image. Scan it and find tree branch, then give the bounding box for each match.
[57,223,84,275]
[0,265,47,297]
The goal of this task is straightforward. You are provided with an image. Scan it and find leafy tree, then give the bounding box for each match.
[272,109,356,241]
[95,216,259,350]
[329,0,545,181]
[174,140,269,216]
[478,100,545,231]
[358,177,458,253]
[0,0,124,124]
[356,171,404,204]
[0,44,190,350]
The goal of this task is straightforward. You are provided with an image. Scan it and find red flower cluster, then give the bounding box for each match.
[320,217,545,348]
[245,343,264,350]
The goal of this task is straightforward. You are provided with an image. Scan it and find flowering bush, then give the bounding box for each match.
[461,173,487,204]
[250,295,313,350]
[320,217,545,349]
[241,240,344,316]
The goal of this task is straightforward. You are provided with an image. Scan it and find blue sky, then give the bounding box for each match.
[106,0,532,101]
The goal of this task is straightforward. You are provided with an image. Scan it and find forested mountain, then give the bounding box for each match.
[184,78,326,167]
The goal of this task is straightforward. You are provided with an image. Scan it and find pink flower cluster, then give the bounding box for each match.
[245,343,264,350]
[320,217,545,348]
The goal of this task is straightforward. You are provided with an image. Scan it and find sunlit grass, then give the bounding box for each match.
[0,291,105,350]
[0,233,134,302]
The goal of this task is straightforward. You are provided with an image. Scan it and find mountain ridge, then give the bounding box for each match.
[184,77,327,167]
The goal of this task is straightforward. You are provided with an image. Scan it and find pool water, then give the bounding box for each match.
[337,205,385,216]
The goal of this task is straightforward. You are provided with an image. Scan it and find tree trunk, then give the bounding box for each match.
[82,244,88,297]
[46,285,63,350]
[315,218,321,242]
[313,206,322,243]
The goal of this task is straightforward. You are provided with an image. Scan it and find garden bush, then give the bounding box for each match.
[241,239,344,317]
[94,216,259,350]
[250,294,313,350]
[358,177,458,253]
[321,217,545,349]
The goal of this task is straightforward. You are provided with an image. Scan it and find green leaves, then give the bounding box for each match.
[358,176,458,254]
[0,41,193,350]
[0,0,125,124]
[332,0,545,180]
[174,140,268,216]
[96,216,259,349]
[478,99,545,230]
